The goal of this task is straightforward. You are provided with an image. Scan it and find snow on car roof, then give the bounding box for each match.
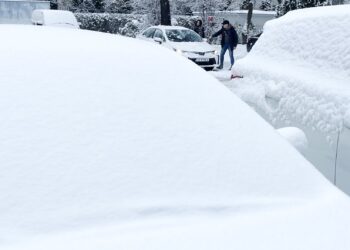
[32,9,79,27]
[0,25,350,250]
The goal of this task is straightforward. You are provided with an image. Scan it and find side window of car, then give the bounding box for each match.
[153,29,166,42]
[143,28,156,38]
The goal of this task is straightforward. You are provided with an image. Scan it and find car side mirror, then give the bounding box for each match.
[153,37,163,44]
[277,127,308,155]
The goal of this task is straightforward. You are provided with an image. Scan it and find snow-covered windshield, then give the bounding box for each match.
[165,29,202,42]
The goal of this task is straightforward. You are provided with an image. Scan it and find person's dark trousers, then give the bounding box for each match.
[219,44,234,69]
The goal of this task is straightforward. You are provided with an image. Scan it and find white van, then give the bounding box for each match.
[32,10,79,29]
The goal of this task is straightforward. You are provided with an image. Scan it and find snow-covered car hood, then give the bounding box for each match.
[169,41,215,53]
[0,25,350,250]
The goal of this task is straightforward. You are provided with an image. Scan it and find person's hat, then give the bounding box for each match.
[222,20,230,25]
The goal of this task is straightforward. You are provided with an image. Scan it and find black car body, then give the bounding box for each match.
[247,33,262,52]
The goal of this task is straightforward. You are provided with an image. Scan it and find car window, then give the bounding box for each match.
[165,29,202,42]
[153,29,166,41]
[142,28,156,38]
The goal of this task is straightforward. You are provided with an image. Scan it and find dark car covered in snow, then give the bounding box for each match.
[247,33,262,52]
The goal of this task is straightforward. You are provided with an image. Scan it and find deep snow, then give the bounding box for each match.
[214,5,350,195]
[0,25,350,249]
[227,5,350,136]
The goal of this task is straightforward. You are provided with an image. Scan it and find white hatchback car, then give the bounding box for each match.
[137,25,219,70]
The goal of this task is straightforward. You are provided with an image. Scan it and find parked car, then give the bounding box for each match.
[32,9,79,29]
[233,5,350,195]
[137,26,219,70]
[1,24,350,250]
[246,32,262,52]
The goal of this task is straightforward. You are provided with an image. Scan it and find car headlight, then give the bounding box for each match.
[214,50,219,55]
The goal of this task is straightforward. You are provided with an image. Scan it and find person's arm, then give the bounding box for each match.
[212,29,222,38]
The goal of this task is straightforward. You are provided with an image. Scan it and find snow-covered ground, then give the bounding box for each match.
[212,5,350,195]
[1,25,350,249]
[209,44,248,76]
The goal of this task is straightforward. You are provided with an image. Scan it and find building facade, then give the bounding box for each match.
[0,0,50,24]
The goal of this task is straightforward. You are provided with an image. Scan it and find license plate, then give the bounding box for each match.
[196,58,209,62]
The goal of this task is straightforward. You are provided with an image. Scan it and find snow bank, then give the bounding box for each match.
[231,5,350,136]
[0,25,350,249]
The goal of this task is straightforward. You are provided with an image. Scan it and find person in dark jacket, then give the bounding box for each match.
[211,20,239,70]
[194,20,205,38]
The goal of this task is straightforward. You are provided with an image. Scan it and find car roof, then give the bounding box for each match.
[32,9,78,27]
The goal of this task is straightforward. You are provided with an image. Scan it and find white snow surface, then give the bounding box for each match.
[229,5,350,135]
[1,25,350,249]
[277,127,308,154]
